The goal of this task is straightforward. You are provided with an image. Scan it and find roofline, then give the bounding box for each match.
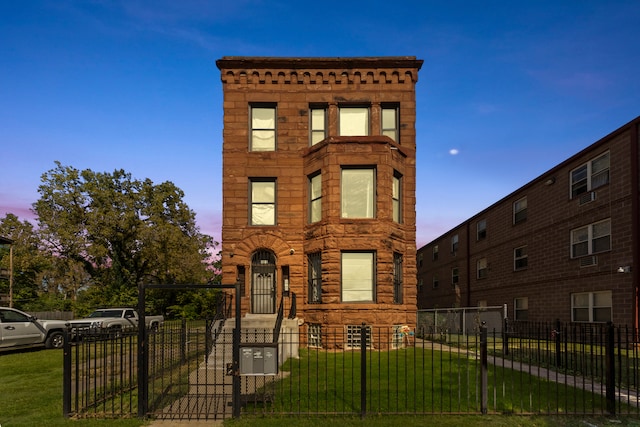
[420,115,640,248]
[216,56,424,71]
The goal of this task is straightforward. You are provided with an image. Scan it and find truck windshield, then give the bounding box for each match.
[88,310,122,318]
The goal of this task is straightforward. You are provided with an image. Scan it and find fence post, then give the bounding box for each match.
[480,321,488,414]
[360,323,367,419]
[180,318,187,364]
[503,317,509,356]
[62,327,71,417]
[555,318,562,368]
[605,321,616,415]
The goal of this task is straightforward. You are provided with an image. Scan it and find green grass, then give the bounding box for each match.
[2,345,640,427]
[0,347,144,427]
[248,347,622,415]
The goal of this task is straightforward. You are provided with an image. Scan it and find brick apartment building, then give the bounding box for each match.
[216,57,423,346]
[417,116,640,328]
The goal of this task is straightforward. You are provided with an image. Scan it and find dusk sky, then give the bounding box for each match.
[1,1,639,248]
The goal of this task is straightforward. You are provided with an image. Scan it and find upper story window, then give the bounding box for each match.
[339,106,369,136]
[451,267,459,286]
[381,105,399,141]
[250,178,276,225]
[570,151,610,198]
[451,234,459,253]
[418,252,423,268]
[571,218,611,258]
[514,246,528,270]
[432,245,439,261]
[341,168,375,219]
[513,197,527,224]
[309,172,322,223]
[250,104,276,151]
[341,251,375,302]
[392,171,402,223]
[477,219,487,240]
[308,252,322,304]
[477,257,488,279]
[393,252,403,304]
[310,106,327,146]
[432,274,439,289]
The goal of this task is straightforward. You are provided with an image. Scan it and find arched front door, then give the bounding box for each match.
[251,249,276,314]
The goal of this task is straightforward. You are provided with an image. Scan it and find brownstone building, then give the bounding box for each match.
[417,116,640,328]
[216,57,423,347]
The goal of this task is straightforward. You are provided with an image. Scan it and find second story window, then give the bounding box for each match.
[250,104,276,151]
[477,257,488,279]
[477,219,487,240]
[250,178,276,225]
[309,172,322,223]
[339,106,369,136]
[513,197,527,224]
[341,168,375,219]
[381,105,399,141]
[570,151,610,197]
[451,267,459,286]
[514,246,528,270]
[451,234,459,253]
[308,252,322,303]
[310,106,327,145]
[393,252,403,304]
[432,245,439,261]
[571,219,611,258]
[392,171,402,223]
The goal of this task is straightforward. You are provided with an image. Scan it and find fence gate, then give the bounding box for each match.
[63,284,240,421]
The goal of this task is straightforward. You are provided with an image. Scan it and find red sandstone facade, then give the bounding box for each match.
[216,57,423,346]
[417,117,640,328]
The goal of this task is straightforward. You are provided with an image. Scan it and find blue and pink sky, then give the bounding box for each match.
[1,1,639,248]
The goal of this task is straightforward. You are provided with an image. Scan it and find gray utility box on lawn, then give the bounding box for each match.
[240,345,278,375]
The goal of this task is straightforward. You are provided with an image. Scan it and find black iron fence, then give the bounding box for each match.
[63,319,640,420]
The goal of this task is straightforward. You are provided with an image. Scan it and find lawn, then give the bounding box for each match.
[2,346,640,427]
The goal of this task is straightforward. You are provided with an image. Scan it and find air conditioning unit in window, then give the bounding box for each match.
[579,191,596,206]
[579,255,597,267]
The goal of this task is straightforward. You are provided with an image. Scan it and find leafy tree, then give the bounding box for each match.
[33,162,218,312]
[0,214,50,308]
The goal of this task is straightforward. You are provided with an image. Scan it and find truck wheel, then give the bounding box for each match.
[45,331,64,349]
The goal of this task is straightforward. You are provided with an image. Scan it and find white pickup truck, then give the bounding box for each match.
[67,308,164,333]
[0,307,68,349]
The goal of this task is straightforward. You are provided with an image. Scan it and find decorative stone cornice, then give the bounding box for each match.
[216,56,423,85]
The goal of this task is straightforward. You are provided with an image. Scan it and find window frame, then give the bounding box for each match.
[432,245,439,261]
[451,234,459,253]
[570,219,611,258]
[513,197,527,224]
[339,105,370,136]
[308,171,322,223]
[514,297,529,320]
[514,246,528,271]
[571,291,612,323]
[381,104,399,142]
[570,151,610,198]
[249,178,277,226]
[341,251,376,302]
[392,171,402,223]
[477,257,488,279]
[308,252,322,304]
[341,167,376,219]
[393,252,403,304]
[309,105,327,146]
[477,219,487,240]
[451,267,459,286]
[250,104,277,151]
